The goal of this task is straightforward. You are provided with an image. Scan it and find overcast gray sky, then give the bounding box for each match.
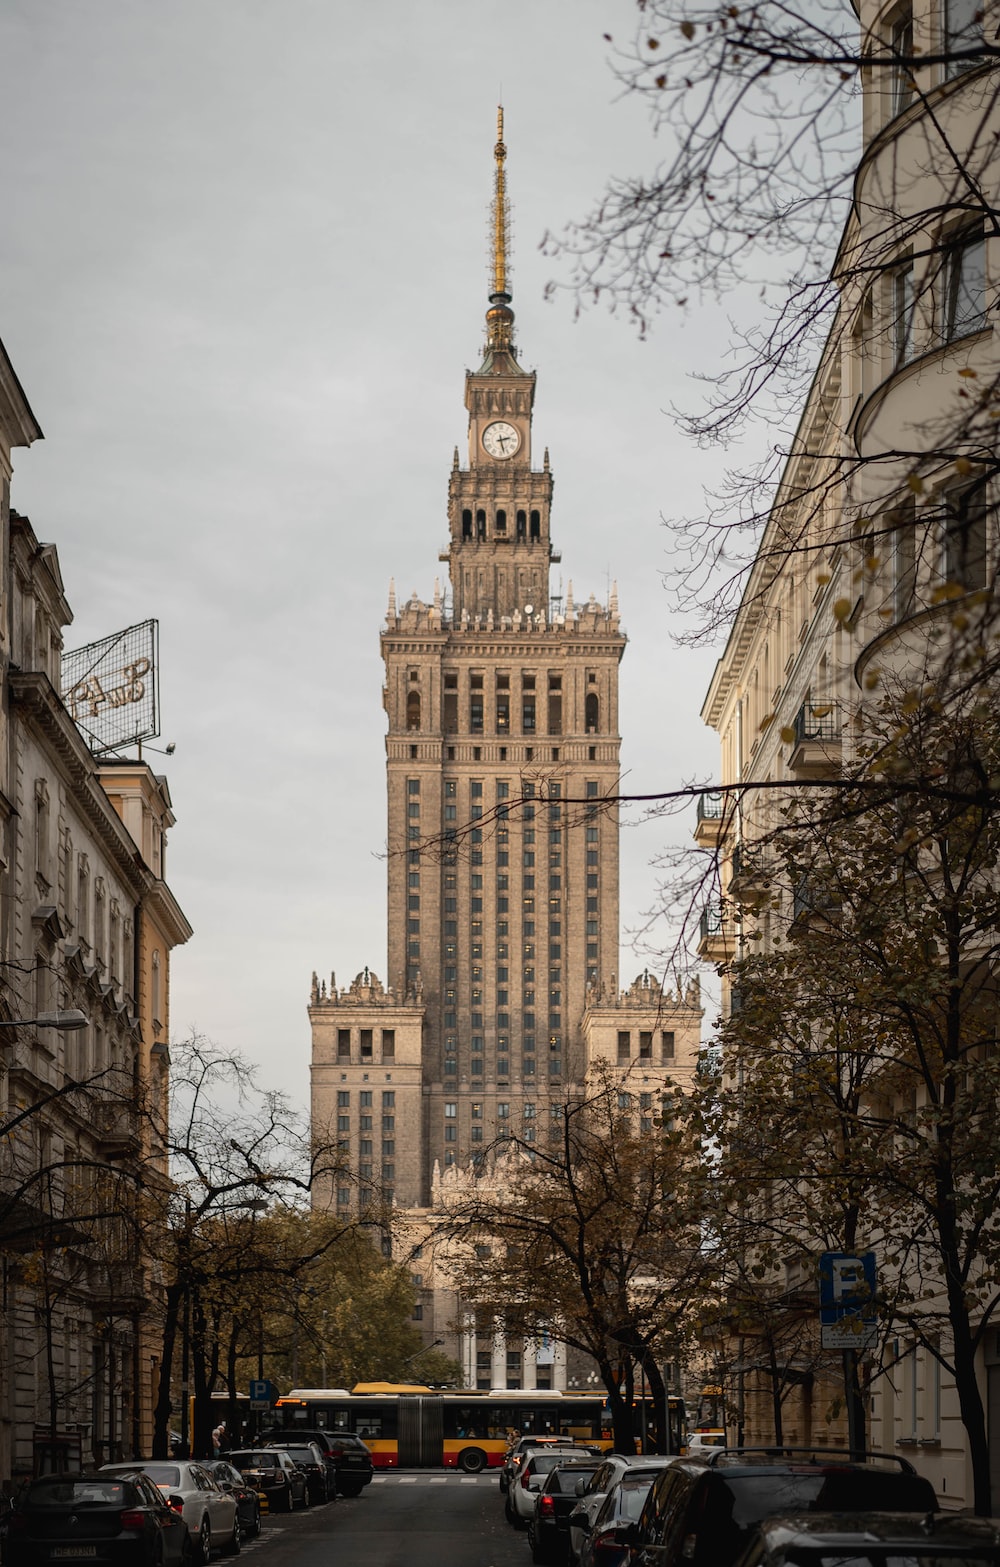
[1,1,743,1108]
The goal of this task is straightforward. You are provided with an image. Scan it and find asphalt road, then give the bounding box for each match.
[244,1472,528,1567]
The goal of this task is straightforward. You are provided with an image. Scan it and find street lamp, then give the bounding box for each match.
[0,1010,90,1031]
[399,1338,444,1374]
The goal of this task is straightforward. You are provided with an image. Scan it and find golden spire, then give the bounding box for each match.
[492,105,509,300]
[486,104,515,352]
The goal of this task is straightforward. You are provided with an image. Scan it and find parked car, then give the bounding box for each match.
[568,1457,673,1564]
[733,1512,1000,1567]
[500,1436,581,1494]
[685,1432,726,1453]
[578,1473,661,1567]
[200,1463,262,1540]
[5,1472,191,1567]
[506,1451,581,1530]
[225,1450,307,1514]
[625,1449,938,1567]
[261,1429,373,1496]
[101,1461,239,1565]
[569,1460,673,1566]
[528,1458,604,1564]
[264,1443,332,1505]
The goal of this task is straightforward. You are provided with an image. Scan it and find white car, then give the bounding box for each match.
[102,1460,240,1563]
[505,1450,574,1529]
[568,1456,673,1562]
[685,1430,727,1452]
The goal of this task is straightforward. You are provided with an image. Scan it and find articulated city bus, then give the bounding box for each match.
[273,1384,687,1473]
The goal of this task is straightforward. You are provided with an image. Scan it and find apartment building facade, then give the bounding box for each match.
[0,335,191,1481]
[698,0,1000,1508]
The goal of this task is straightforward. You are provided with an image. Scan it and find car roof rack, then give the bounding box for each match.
[701,1447,918,1474]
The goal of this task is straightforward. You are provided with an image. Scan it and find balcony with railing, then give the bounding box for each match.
[728,842,770,906]
[694,790,725,846]
[697,903,733,964]
[788,700,842,777]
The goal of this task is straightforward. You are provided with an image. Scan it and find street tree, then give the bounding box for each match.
[709,671,1000,1511]
[438,1068,710,1452]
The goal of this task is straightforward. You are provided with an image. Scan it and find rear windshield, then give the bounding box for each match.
[28,1480,134,1507]
[529,1455,567,1475]
[136,1466,181,1488]
[282,1451,316,1462]
[229,1454,277,1469]
[725,1472,937,1527]
[547,1468,600,1493]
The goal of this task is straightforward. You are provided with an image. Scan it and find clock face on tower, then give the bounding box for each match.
[482,420,520,459]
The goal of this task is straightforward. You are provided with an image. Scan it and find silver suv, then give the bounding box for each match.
[500,1436,583,1494]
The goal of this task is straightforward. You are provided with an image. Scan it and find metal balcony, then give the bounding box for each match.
[788,701,842,777]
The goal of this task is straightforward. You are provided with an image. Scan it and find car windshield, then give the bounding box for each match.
[282,1451,315,1462]
[28,1480,132,1507]
[230,1454,276,1469]
[725,1474,937,1530]
[529,1456,566,1475]
[548,1468,599,1493]
[613,1479,656,1522]
[136,1466,181,1488]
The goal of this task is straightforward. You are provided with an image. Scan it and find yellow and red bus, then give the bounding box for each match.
[273,1384,686,1473]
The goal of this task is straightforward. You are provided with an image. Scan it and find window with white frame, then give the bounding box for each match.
[943,227,986,340]
[891,259,915,365]
[944,0,983,76]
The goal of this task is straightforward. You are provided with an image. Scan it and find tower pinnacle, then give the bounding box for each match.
[486,105,515,353]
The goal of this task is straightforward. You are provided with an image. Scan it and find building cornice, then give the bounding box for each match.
[143,878,193,947]
[0,337,42,454]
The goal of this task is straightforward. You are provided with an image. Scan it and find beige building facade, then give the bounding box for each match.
[311,118,701,1384]
[0,335,191,1482]
[698,0,1000,1507]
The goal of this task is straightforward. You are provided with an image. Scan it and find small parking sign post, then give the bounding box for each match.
[249,1378,278,1413]
[819,1252,876,1458]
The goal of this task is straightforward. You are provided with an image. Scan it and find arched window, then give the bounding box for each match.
[586,692,599,733]
[476,509,486,539]
[496,509,507,534]
[516,509,526,539]
[530,510,541,540]
[406,691,421,731]
[462,509,473,539]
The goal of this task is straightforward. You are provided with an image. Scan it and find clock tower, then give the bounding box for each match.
[309,110,703,1382]
[447,111,553,626]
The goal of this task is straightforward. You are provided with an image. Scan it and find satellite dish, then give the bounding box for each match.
[524,604,534,615]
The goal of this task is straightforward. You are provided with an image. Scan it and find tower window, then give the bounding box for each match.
[462,508,473,539]
[530,510,540,539]
[548,676,562,736]
[618,1031,631,1062]
[585,692,599,733]
[407,691,421,730]
[476,509,486,539]
[516,509,526,539]
[443,672,458,735]
[496,508,507,534]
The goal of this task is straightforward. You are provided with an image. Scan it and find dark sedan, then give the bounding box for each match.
[200,1465,261,1540]
[265,1446,332,1506]
[226,1451,306,1514]
[528,1459,604,1564]
[5,1472,191,1567]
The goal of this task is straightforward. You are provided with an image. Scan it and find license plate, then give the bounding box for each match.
[52,1550,98,1559]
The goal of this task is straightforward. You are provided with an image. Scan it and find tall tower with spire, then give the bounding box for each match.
[310,119,701,1352]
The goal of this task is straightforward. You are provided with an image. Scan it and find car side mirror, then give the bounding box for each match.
[575,1479,588,1496]
[622,1523,639,1545]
